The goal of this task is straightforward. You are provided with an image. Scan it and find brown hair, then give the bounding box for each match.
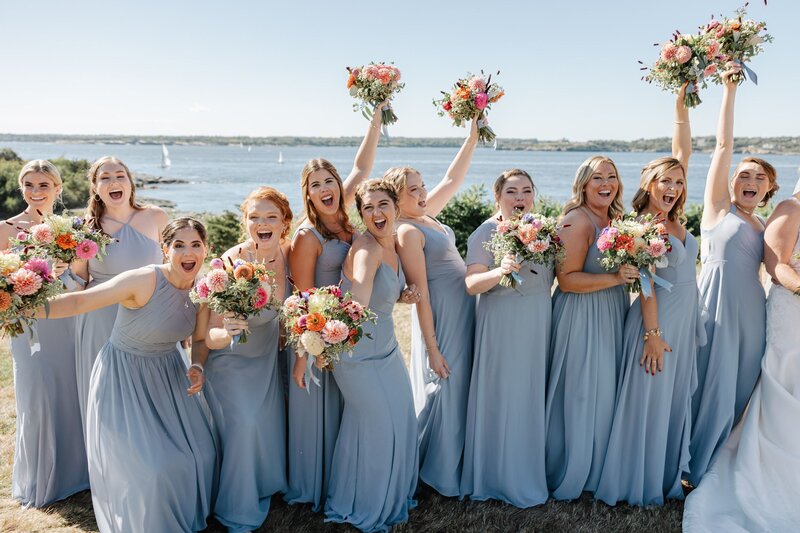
[492,168,536,212]
[733,156,780,207]
[240,186,293,240]
[354,179,399,217]
[85,156,144,231]
[300,158,354,239]
[161,217,207,247]
[382,166,420,195]
[631,157,687,223]
[562,155,625,219]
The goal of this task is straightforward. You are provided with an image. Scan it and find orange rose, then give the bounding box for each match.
[347,73,356,89]
[489,91,505,103]
[306,313,326,332]
[234,264,254,280]
[0,290,12,312]
[291,323,305,335]
[729,21,741,31]
[455,87,471,101]
[55,233,77,250]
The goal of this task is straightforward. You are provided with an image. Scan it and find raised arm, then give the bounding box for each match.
[764,199,800,292]
[424,119,479,217]
[702,75,738,228]
[672,84,692,171]
[342,103,386,206]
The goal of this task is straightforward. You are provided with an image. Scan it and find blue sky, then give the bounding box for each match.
[1,0,796,140]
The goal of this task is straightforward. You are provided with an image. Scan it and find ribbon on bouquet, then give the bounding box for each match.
[19,321,41,355]
[740,62,759,85]
[639,268,673,299]
[303,349,321,393]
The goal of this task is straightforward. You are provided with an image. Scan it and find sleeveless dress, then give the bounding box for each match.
[205,280,289,532]
[596,233,703,506]
[285,224,346,511]
[75,217,162,428]
[545,211,629,500]
[325,262,418,532]
[689,205,767,486]
[460,220,554,507]
[405,218,475,497]
[684,223,800,532]
[11,272,89,507]
[86,266,218,533]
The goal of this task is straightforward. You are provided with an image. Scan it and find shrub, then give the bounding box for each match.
[203,210,243,257]
[437,184,494,258]
[534,195,563,218]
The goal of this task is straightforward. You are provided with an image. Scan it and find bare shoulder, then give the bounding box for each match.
[395,221,423,243]
[352,231,381,254]
[559,210,594,239]
[291,226,323,250]
[143,204,170,225]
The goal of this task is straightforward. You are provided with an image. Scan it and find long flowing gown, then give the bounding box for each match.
[689,205,767,486]
[205,285,288,532]
[325,262,418,532]
[683,227,800,532]
[75,219,162,428]
[11,272,89,507]
[285,224,346,511]
[405,218,475,497]
[596,233,702,506]
[545,211,629,500]
[460,220,553,507]
[86,266,218,533]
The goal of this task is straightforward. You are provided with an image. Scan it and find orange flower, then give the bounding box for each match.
[489,91,505,103]
[55,233,77,250]
[455,87,471,101]
[306,313,326,332]
[0,291,11,312]
[729,21,741,31]
[234,264,254,280]
[347,73,356,89]
[291,323,305,335]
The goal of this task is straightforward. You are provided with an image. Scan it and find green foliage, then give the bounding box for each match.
[437,184,494,258]
[684,203,704,237]
[0,148,22,162]
[534,195,563,218]
[203,210,243,257]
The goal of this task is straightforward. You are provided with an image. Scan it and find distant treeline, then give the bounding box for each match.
[1,133,799,154]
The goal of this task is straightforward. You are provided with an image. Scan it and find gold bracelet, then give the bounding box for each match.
[643,327,663,341]
[674,121,689,124]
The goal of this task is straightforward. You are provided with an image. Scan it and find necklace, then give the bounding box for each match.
[733,201,756,217]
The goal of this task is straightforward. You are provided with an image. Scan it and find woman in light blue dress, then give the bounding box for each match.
[391,118,478,497]
[460,169,553,508]
[72,156,167,428]
[1,160,89,507]
[545,156,633,500]
[29,218,217,533]
[324,179,418,532]
[286,105,387,511]
[687,72,780,486]
[200,187,291,532]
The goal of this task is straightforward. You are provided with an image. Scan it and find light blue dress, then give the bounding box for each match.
[545,210,629,500]
[285,224,346,511]
[325,262,418,532]
[406,218,475,497]
[11,272,89,507]
[75,219,162,428]
[86,266,218,533]
[460,219,553,507]
[689,205,766,486]
[596,233,702,506]
[206,283,288,532]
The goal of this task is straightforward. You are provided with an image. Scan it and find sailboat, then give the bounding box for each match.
[161,144,171,168]
[278,151,284,164]
[247,145,252,152]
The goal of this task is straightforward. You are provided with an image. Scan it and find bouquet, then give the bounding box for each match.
[0,250,63,339]
[283,285,376,373]
[596,213,673,296]
[701,7,772,85]
[484,212,564,289]
[346,62,404,127]
[643,32,720,108]
[190,257,277,343]
[434,71,504,144]
[11,213,113,263]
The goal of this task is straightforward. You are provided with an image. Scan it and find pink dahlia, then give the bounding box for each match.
[10,268,43,296]
[75,239,99,260]
[527,238,551,254]
[30,224,55,244]
[675,46,692,64]
[206,269,228,293]
[474,92,489,110]
[468,76,487,93]
[647,238,668,257]
[597,228,619,252]
[321,319,349,344]
[23,257,52,279]
[660,42,678,62]
[517,224,537,245]
[195,279,210,299]
[342,300,365,321]
[253,286,269,309]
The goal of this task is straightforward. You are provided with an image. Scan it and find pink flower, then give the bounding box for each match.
[321,319,349,344]
[283,294,304,315]
[517,224,537,245]
[660,42,678,62]
[210,258,225,270]
[10,268,43,296]
[30,224,55,244]
[253,286,269,309]
[527,237,551,254]
[351,67,361,77]
[497,221,512,234]
[706,20,720,31]
[195,279,210,299]
[16,231,28,242]
[529,218,544,232]
[468,76,487,93]
[75,239,99,260]
[597,227,619,252]
[342,300,365,321]
[647,238,667,257]
[23,257,52,280]
[474,92,489,110]
[703,64,717,77]
[675,46,692,64]
[706,40,720,59]
[206,269,228,293]
[298,314,309,329]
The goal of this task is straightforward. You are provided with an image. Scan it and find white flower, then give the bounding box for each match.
[0,252,23,274]
[47,215,75,235]
[307,292,335,314]
[300,330,326,356]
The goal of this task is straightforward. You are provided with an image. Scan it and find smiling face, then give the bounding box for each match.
[306,168,342,217]
[731,161,771,210]
[245,198,287,251]
[647,166,685,215]
[93,162,133,208]
[359,190,397,238]
[397,171,427,217]
[21,172,61,213]
[163,227,206,278]
[583,161,620,211]
[496,174,535,220]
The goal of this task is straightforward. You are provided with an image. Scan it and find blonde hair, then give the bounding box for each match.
[300,158,354,239]
[382,166,420,195]
[18,159,62,188]
[240,186,293,240]
[354,179,398,217]
[85,156,143,231]
[492,168,536,212]
[733,156,780,207]
[562,155,624,219]
[631,157,687,223]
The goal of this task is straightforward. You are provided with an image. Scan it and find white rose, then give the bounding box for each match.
[307,292,334,314]
[300,330,326,356]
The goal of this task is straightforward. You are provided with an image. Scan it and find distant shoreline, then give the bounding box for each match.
[2,133,799,155]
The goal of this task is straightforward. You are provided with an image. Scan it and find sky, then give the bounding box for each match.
[1,0,797,141]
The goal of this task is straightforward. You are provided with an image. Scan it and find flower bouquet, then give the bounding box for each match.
[346,62,404,127]
[484,212,564,289]
[701,7,772,85]
[0,250,64,339]
[642,32,720,108]
[596,213,673,296]
[190,257,276,343]
[10,213,114,263]
[434,71,504,144]
[282,285,376,373]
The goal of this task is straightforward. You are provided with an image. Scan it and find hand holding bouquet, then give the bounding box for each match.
[434,71,503,144]
[346,62,404,126]
[701,7,772,85]
[190,257,277,344]
[596,213,673,296]
[0,250,64,339]
[11,213,113,264]
[643,32,720,108]
[484,212,564,289]
[283,285,376,374]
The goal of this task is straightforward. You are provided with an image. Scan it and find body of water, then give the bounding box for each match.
[5,142,800,214]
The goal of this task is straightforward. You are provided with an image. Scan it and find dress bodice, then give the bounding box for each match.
[700,205,764,279]
[296,224,350,288]
[88,223,162,286]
